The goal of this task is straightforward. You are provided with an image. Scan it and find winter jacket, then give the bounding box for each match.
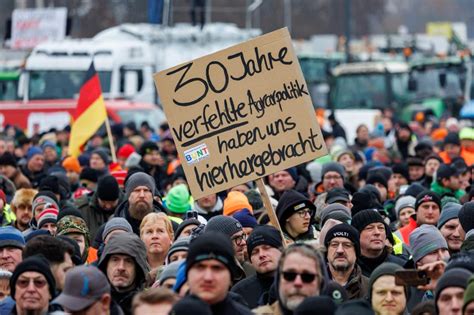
[193,197,223,221]
[20,165,46,188]
[328,264,369,300]
[231,273,275,309]
[430,180,465,200]
[98,233,149,315]
[10,169,31,189]
[358,247,407,278]
[209,294,253,315]
[75,190,126,241]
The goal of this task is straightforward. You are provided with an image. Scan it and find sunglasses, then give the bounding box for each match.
[282,271,317,284]
[16,278,47,289]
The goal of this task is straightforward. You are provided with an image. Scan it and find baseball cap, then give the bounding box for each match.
[437,164,462,181]
[326,187,350,204]
[53,265,110,311]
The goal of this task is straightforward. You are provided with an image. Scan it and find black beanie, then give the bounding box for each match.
[444,132,461,146]
[459,202,474,233]
[415,191,441,212]
[186,231,237,278]
[39,176,60,195]
[351,192,382,216]
[392,163,409,181]
[276,190,315,223]
[140,140,159,156]
[324,223,360,256]
[435,268,471,313]
[366,174,388,190]
[351,209,386,234]
[368,262,404,302]
[247,225,283,260]
[79,167,100,182]
[322,280,348,305]
[405,183,426,198]
[170,294,212,315]
[334,299,374,315]
[97,175,120,201]
[295,296,336,315]
[0,152,17,168]
[174,219,201,241]
[57,206,84,221]
[10,255,56,300]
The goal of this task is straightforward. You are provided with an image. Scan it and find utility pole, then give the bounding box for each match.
[344,0,351,62]
[284,0,291,33]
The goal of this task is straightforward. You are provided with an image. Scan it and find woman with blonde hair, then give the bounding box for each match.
[140,212,174,269]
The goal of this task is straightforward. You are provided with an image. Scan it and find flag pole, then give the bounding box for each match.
[104,117,117,163]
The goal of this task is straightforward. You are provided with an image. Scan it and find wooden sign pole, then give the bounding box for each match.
[256,178,287,247]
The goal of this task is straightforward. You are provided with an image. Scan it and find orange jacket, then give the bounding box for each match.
[439,149,474,165]
[398,216,418,245]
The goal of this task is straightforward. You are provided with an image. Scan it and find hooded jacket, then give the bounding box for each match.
[430,180,465,200]
[193,197,224,221]
[113,199,166,235]
[75,190,126,241]
[98,233,149,315]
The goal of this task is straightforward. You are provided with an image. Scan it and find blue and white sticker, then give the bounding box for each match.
[184,143,210,165]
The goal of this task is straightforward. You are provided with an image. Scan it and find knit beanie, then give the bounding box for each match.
[80,167,100,183]
[285,167,299,183]
[464,275,474,314]
[97,175,120,201]
[204,215,242,238]
[166,236,191,264]
[0,226,25,249]
[174,219,201,241]
[391,163,409,181]
[186,231,237,277]
[324,223,360,256]
[459,202,474,233]
[435,268,471,312]
[322,280,348,305]
[165,184,191,214]
[366,174,388,190]
[294,296,336,315]
[415,191,441,212]
[247,225,283,260]
[102,217,133,241]
[26,146,43,162]
[368,262,404,302]
[320,204,351,228]
[91,148,110,165]
[170,294,213,315]
[409,224,448,263]
[32,191,59,214]
[395,195,416,218]
[351,209,386,234]
[125,172,155,199]
[232,208,257,228]
[223,191,253,216]
[0,152,17,168]
[140,141,159,156]
[437,202,462,229]
[444,132,461,146]
[37,207,59,229]
[62,156,81,174]
[322,162,346,179]
[158,260,182,284]
[117,144,136,159]
[276,190,315,223]
[334,299,375,315]
[405,183,425,198]
[10,255,56,300]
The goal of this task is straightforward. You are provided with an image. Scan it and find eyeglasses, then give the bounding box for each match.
[282,271,318,284]
[328,241,354,250]
[231,233,247,246]
[295,209,313,218]
[16,278,47,289]
[323,175,343,181]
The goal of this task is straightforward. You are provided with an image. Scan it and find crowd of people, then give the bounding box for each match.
[0,112,473,315]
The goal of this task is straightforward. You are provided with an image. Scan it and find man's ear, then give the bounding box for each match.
[101,293,111,310]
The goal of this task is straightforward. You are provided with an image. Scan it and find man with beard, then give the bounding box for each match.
[98,233,149,315]
[231,225,283,308]
[114,172,165,235]
[76,175,125,240]
[253,243,326,314]
[324,223,369,300]
[9,188,37,232]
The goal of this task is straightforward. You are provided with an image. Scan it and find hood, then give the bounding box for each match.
[193,197,223,215]
[98,233,150,288]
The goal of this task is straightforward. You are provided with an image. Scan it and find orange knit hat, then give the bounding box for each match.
[223,191,253,216]
[62,156,81,174]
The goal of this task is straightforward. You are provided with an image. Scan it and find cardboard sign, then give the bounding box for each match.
[154,28,328,199]
[11,7,67,49]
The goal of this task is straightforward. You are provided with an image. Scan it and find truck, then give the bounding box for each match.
[328,61,410,142]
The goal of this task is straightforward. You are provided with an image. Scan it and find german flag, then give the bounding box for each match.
[69,62,107,157]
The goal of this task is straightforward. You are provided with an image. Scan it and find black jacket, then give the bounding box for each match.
[231,273,275,309]
[358,248,407,277]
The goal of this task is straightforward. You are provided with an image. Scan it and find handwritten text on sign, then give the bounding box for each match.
[154,28,328,199]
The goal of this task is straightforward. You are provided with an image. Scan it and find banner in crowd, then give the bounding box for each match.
[154,28,328,199]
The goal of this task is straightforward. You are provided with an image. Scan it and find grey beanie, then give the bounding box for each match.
[102,217,133,241]
[158,260,182,284]
[395,195,416,217]
[322,162,346,179]
[125,172,156,198]
[368,262,405,302]
[320,203,351,227]
[435,268,472,314]
[205,215,243,238]
[165,236,191,264]
[437,202,462,229]
[409,224,448,263]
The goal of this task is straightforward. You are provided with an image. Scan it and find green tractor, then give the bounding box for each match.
[0,70,20,101]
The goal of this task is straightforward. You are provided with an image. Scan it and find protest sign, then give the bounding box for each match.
[154,28,328,200]
[11,7,67,49]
